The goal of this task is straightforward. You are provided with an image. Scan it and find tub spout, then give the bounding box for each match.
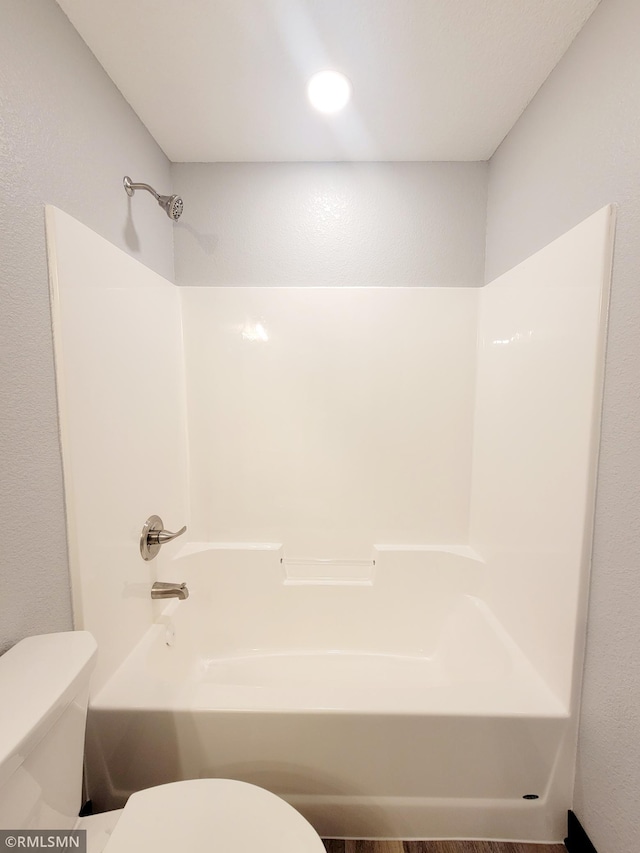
[151,581,189,600]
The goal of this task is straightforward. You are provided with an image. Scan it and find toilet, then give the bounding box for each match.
[0,632,325,853]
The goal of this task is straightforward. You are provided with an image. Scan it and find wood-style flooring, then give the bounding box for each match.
[322,842,565,853]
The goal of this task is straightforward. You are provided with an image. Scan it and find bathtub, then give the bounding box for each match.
[86,545,571,841]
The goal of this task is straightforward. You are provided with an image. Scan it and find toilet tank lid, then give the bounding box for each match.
[0,631,97,786]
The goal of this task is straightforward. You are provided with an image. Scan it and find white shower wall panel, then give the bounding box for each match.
[180,287,478,557]
[470,205,615,708]
[46,207,189,694]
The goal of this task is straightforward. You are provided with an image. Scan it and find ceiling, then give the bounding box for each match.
[55,0,600,163]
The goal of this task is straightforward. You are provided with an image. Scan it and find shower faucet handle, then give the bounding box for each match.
[140,515,187,561]
[152,525,187,545]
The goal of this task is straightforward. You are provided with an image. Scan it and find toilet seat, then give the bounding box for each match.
[103,779,325,853]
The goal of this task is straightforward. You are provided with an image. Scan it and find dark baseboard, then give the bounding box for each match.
[565,810,598,853]
[78,799,93,817]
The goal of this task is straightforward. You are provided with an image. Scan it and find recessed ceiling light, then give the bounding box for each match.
[307,71,352,114]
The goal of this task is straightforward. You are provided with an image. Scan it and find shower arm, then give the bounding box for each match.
[123,177,160,201]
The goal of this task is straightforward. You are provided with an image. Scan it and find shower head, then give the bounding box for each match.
[157,193,184,221]
[123,176,184,220]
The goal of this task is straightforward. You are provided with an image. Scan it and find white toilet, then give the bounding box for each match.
[0,632,325,853]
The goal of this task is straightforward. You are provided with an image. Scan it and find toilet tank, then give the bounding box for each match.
[0,632,97,829]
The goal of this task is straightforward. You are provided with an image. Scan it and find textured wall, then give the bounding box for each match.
[0,0,173,653]
[485,1,640,850]
[172,162,487,287]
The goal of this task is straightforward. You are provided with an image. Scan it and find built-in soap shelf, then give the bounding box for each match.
[281,558,376,586]
[280,545,484,586]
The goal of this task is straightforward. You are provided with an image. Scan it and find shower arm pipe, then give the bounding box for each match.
[124,178,161,201]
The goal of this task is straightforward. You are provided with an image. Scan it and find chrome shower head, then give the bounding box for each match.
[158,193,184,221]
[123,176,184,220]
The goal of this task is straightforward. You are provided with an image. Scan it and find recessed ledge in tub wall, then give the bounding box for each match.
[171,541,484,585]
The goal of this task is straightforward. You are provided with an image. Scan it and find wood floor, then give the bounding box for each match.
[322,842,565,853]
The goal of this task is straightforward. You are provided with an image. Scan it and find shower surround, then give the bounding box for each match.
[46,204,615,841]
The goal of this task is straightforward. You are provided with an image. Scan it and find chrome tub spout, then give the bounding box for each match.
[151,581,189,600]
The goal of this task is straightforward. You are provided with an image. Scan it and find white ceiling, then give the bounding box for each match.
[56,0,600,163]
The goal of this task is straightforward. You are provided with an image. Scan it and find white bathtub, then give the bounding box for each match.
[86,545,571,841]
